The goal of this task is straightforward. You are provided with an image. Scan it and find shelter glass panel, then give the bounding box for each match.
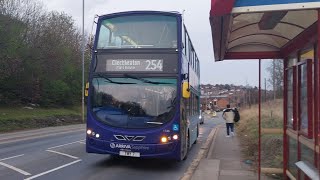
[299,63,308,135]
[300,143,314,168]
[287,68,294,129]
[298,47,314,139]
[288,136,298,177]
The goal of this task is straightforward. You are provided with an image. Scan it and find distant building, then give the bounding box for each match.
[217,98,229,109]
[200,84,249,110]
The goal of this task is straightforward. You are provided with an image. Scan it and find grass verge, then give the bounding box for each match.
[236,99,283,178]
[0,106,84,133]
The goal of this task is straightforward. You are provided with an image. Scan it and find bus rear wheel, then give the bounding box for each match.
[183,131,190,160]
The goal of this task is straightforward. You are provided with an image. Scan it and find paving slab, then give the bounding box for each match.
[191,159,220,180]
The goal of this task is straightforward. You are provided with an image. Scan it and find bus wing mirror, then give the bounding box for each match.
[85,82,89,97]
[182,73,188,80]
[182,82,190,99]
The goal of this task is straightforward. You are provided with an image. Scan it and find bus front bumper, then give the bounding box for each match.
[86,137,180,160]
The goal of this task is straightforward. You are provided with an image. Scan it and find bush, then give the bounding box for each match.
[41,80,72,106]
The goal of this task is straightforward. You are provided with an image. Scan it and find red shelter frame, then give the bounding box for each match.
[210,1,320,179]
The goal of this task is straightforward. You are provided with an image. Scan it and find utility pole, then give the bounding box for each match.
[264,78,267,102]
[205,93,208,110]
[273,59,276,100]
[248,90,251,108]
[82,0,85,123]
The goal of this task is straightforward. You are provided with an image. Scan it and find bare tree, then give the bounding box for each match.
[0,0,87,106]
[0,0,44,20]
[267,59,284,99]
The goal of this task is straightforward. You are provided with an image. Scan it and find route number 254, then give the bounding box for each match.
[146,60,163,71]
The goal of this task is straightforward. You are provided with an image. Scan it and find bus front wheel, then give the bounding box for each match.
[194,125,199,144]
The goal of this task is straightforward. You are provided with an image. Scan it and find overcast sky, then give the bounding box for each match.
[41,0,269,86]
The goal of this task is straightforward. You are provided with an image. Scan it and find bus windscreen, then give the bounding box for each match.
[91,77,177,129]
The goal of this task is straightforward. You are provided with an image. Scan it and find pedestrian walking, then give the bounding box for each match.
[222,104,235,137]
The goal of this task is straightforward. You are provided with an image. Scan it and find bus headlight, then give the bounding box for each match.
[95,134,100,138]
[172,134,179,140]
[87,129,92,135]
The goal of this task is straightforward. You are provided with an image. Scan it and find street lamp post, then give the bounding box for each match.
[205,94,208,110]
[82,0,85,123]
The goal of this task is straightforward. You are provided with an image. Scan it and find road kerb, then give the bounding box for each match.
[206,125,221,159]
[180,126,219,180]
[0,128,84,145]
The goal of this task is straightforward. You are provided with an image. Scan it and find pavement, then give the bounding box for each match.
[191,114,263,180]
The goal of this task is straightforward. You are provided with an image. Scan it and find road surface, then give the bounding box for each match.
[0,114,222,180]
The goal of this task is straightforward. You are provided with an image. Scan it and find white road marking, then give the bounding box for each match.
[47,139,85,150]
[46,150,79,159]
[78,141,86,144]
[0,154,24,162]
[24,160,81,180]
[0,161,31,176]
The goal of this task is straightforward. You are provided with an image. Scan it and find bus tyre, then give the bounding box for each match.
[194,126,199,144]
[183,132,190,161]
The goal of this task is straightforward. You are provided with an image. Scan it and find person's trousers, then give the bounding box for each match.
[226,123,234,135]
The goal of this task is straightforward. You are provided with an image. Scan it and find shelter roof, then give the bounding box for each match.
[210,0,320,61]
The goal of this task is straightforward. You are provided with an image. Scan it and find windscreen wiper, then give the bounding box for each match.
[123,74,172,85]
[94,73,136,85]
[167,97,177,109]
[93,51,98,72]
[145,121,163,125]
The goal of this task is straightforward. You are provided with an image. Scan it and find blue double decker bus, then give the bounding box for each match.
[86,11,201,161]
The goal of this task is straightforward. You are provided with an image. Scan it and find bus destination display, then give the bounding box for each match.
[106,59,163,72]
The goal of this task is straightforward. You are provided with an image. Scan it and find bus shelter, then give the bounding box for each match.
[210,0,320,179]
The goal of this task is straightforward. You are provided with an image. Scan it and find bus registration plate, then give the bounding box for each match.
[119,151,140,157]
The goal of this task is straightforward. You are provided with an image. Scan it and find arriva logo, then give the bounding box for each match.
[110,143,131,149]
[110,143,116,148]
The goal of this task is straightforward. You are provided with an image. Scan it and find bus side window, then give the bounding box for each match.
[182,26,185,52]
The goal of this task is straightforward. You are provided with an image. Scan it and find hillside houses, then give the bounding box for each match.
[200,84,258,111]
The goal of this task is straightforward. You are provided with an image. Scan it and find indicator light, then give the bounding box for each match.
[161,136,168,143]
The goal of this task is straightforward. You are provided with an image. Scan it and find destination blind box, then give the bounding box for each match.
[94,53,178,74]
[107,59,163,72]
